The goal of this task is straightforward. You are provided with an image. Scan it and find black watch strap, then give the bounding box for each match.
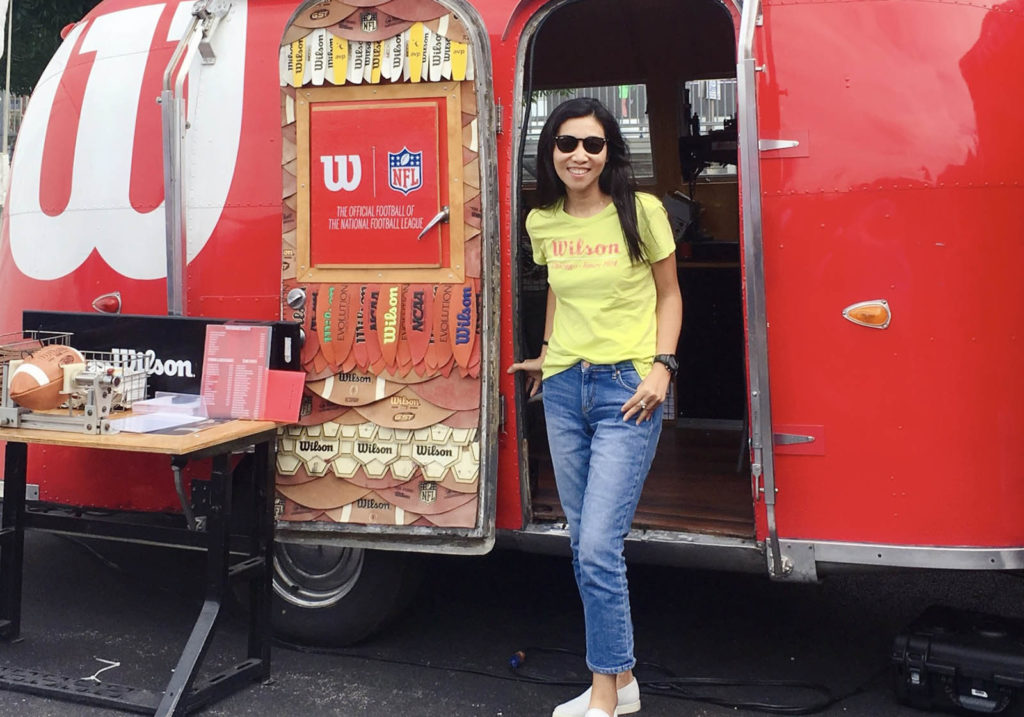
[653,354,678,375]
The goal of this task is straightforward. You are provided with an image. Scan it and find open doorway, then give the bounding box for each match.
[516,0,753,538]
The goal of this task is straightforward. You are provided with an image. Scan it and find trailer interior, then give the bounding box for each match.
[517,0,753,538]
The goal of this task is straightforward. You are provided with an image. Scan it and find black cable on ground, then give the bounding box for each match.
[275,639,887,715]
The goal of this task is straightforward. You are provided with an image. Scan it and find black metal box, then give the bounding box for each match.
[892,605,1024,714]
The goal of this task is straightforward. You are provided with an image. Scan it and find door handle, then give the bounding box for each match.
[418,205,449,240]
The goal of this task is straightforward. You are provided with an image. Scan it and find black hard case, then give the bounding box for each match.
[892,605,1024,714]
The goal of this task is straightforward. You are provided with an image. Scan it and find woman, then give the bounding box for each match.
[508,98,682,717]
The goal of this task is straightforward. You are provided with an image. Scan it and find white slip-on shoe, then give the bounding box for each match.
[551,687,593,717]
[551,678,641,717]
[614,678,641,714]
[583,709,615,717]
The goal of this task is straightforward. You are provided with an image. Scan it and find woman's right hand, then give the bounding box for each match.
[507,356,544,396]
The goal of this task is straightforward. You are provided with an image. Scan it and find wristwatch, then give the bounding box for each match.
[653,354,678,375]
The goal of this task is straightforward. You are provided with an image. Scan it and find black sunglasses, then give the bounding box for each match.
[553,135,608,154]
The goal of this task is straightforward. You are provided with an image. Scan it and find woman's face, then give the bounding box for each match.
[552,115,607,197]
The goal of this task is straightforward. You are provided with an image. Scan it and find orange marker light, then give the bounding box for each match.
[842,300,891,329]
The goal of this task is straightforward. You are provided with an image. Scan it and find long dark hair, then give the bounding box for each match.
[535,97,646,264]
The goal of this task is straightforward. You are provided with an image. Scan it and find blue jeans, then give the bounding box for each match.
[542,361,663,674]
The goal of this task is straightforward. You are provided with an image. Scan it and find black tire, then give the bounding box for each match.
[271,541,421,646]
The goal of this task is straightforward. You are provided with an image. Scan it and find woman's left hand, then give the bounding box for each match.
[622,365,672,424]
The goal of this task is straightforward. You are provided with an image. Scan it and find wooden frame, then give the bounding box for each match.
[296,83,465,284]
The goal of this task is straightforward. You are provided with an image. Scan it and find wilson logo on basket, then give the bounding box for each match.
[356,443,397,456]
[298,440,335,453]
[110,348,195,378]
[415,445,454,458]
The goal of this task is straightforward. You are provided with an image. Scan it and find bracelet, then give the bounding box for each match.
[541,340,549,346]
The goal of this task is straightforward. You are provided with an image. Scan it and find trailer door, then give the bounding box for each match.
[742,0,1024,579]
[275,1,498,555]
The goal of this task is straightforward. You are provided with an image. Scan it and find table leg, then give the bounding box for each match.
[0,442,26,640]
[155,453,232,717]
[248,438,274,675]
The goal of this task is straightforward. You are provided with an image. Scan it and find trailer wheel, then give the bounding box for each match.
[271,541,420,646]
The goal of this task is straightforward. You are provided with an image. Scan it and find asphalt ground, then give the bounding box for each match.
[1,530,1023,716]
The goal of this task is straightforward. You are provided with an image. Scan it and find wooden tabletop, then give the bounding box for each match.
[0,418,279,458]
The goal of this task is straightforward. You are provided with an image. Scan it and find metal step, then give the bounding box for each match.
[0,665,162,714]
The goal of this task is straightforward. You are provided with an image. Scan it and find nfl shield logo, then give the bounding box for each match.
[419,481,437,504]
[361,11,378,33]
[388,148,423,195]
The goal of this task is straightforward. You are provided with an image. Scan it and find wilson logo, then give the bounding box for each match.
[455,286,473,345]
[356,442,396,456]
[356,498,390,510]
[8,1,247,280]
[550,239,621,257]
[110,348,195,378]
[298,440,335,453]
[320,155,362,192]
[382,286,399,344]
[336,372,371,383]
[415,445,454,458]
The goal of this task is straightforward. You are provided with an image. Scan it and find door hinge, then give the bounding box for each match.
[751,450,764,501]
[496,101,504,135]
[499,394,507,434]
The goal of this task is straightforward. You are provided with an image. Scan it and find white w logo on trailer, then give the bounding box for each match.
[7,1,246,281]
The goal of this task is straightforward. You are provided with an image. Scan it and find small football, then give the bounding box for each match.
[8,345,84,410]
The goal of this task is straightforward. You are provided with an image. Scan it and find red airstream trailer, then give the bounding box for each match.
[0,0,1022,644]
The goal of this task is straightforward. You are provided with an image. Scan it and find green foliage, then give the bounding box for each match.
[6,0,103,94]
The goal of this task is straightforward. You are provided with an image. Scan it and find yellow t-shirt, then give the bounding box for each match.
[527,192,676,380]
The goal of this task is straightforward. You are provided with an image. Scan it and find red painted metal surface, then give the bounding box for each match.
[757,0,1024,545]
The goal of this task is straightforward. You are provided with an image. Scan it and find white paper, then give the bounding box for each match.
[110,412,205,434]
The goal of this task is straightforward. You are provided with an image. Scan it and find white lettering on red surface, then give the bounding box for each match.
[320,155,362,192]
[8,1,247,281]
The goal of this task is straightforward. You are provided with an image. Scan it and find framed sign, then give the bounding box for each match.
[296,84,465,283]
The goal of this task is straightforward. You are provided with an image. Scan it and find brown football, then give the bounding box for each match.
[8,345,84,410]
